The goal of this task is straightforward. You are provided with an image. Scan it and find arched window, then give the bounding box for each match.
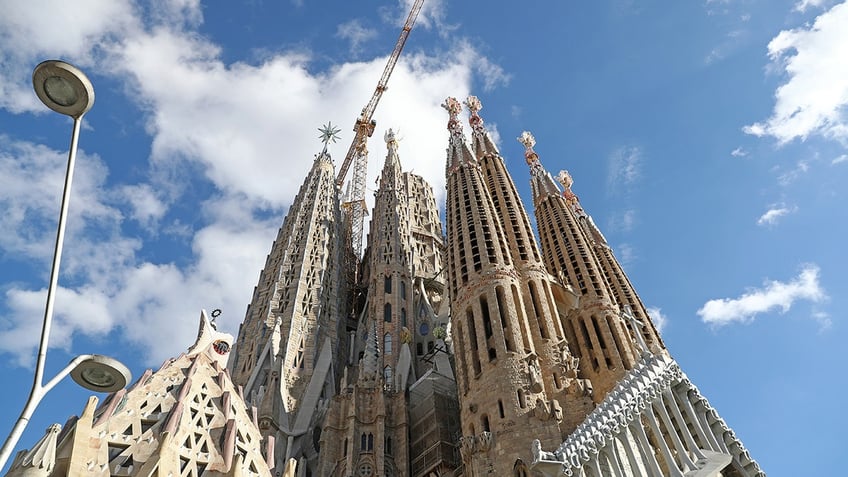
[400,280,406,299]
[367,433,374,451]
[360,433,367,450]
[384,303,392,322]
[384,334,392,355]
[481,415,490,432]
[384,275,392,293]
[401,308,407,327]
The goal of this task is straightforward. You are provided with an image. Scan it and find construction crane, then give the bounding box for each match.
[337,0,425,260]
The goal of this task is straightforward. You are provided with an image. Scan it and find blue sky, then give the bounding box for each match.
[0,0,846,474]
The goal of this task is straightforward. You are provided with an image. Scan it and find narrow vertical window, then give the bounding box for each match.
[384,303,392,322]
[384,275,392,294]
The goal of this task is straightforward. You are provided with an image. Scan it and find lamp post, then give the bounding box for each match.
[0,61,132,472]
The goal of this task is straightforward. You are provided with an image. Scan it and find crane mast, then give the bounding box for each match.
[337,0,425,261]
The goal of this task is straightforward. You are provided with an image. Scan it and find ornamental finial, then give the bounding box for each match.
[442,97,462,120]
[318,122,341,154]
[465,95,482,115]
[518,131,539,165]
[556,170,574,190]
[384,128,398,145]
[465,96,484,134]
[442,97,464,137]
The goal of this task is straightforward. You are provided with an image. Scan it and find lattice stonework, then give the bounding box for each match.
[11,312,275,477]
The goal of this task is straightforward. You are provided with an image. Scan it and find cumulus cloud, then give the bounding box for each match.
[0,0,500,366]
[743,2,848,144]
[832,154,847,164]
[756,205,797,226]
[645,307,668,332]
[697,265,826,326]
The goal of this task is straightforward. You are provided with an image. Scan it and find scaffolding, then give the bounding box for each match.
[408,370,461,476]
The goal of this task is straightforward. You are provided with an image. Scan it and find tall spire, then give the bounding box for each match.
[443,97,570,474]
[523,131,644,398]
[465,95,500,157]
[229,130,349,474]
[519,131,566,203]
[442,97,476,172]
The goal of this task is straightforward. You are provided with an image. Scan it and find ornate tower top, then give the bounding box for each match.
[518,131,539,165]
[318,121,341,156]
[384,127,399,147]
[443,97,477,172]
[465,95,484,134]
[556,170,574,190]
[519,131,563,202]
[442,96,463,135]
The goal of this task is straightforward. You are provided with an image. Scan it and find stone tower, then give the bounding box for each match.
[442,97,565,475]
[5,311,278,477]
[318,130,460,477]
[520,132,649,398]
[229,145,349,474]
[466,97,594,432]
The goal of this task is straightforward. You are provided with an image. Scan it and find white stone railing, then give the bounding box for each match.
[531,353,765,477]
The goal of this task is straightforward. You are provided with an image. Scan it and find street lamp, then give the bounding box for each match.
[0,61,132,472]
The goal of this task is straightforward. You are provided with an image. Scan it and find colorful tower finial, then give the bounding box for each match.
[442,97,463,136]
[556,170,574,191]
[518,131,540,165]
[465,95,484,135]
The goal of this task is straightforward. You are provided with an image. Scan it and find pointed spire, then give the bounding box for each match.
[465,95,500,157]
[518,131,563,201]
[442,97,476,172]
[379,128,403,189]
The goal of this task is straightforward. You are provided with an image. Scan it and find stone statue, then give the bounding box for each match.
[531,439,559,464]
[535,398,551,421]
[528,357,543,393]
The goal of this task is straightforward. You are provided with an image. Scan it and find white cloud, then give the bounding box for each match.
[336,19,378,54]
[794,0,831,12]
[756,204,797,226]
[607,146,642,194]
[697,264,826,326]
[731,147,748,157]
[744,2,848,144]
[0,0,138,113]
[777,160,809,185]
[645,307,668,332]
[832,154,848,164]
[0,0,499,366]
[608,209,637,233]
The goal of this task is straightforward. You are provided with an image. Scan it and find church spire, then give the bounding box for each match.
[465,95,500,157]
[442,97,476,172]
[520,131,566,204]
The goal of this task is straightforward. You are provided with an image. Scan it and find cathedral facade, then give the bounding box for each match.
[5,97,764,477]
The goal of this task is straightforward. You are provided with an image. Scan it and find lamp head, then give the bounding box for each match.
[71,355,131,393]
[32,60,95,119]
